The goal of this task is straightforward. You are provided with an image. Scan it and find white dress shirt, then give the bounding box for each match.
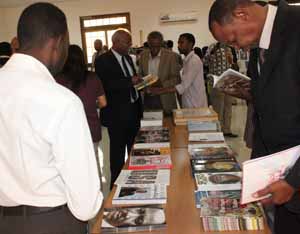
[0,54,103,221]
[148,50,161,76]
[111,49,138,102]
[176,51,208,108]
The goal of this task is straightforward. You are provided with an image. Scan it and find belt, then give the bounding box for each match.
[0,204,67,216]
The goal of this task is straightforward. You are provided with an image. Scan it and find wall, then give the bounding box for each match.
[1,0,216,49]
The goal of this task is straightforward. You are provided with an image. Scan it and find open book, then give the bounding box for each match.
[207,68,251,89]
[241,145,300,204]
[134,74,158,90]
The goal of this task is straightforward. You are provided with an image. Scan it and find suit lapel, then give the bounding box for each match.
[108,50,125,76]
[260,1,289,90]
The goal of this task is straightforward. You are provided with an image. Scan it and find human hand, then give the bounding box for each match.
[220,78,252,100]
[132,76,143,85]
[146,87,164,96]
[253,179,295,205]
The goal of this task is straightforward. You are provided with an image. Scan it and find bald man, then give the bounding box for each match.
[95,30,143,188]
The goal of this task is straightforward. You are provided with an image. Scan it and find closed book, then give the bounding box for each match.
[114,169,170,186]
[129,155,172,170]
[101,205,166,233]
[195,172,242,191]
[112,184,167,205]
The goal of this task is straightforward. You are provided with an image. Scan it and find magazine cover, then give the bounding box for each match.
[129,155,172,170]
[188,132,225,143]
[132,147,171,156]
[189,146,235,160]
[114,169,170,185]
[112,184,167,205]
[188,143,228,153]
[195,172,242,191]
[192,161,241,173]
[101,205,166,233]
[134,128,170,149]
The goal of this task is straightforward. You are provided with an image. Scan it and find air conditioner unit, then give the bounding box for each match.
[159,11,198,23]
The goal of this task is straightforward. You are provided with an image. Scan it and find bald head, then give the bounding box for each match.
[112,30,132,55]
[94,39,103,51]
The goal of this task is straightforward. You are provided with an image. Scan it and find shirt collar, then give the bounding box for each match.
[149,49,161,59]
[3,53,55,82]
[184,51,194,63]
[259,4,277,50]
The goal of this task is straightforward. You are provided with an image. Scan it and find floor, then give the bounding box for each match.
[97,99,252,198]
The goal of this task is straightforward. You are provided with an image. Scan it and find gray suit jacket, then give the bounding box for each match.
[139,48,181,114]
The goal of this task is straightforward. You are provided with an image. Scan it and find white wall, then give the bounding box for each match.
[1,0,216,49]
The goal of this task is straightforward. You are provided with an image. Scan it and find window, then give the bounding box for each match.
[80,12,131,66]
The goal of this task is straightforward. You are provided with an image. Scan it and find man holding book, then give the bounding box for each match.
[208,0,300,232]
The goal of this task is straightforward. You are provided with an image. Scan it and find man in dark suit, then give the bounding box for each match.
[208,0,300,233]
[95,30,143,188]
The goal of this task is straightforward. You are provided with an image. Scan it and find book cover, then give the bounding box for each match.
[101,205,166,233]
[134,74,159,91]
[195,190,241,208]
[192,161,240,173]
[207,68,251,89]
[187,121,220,132]
[134,128,170,149]
[112,184,167,205]
[114,169,170,186]
[188,143,228,153]
[241,145,300,204]
[132,147,171,156]
[188,132,225,143]
[195,172,242,191]
[189,146,235,160]
[129,155,172,170]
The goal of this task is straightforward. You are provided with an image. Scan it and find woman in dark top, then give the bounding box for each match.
[56,44,107,180]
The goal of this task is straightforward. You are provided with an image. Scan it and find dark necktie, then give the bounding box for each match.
[259,48,266,67]
[121,56,137,101]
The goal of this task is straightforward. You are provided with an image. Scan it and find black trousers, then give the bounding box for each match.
[108,102,140,189]
[275,205,300,234]
[0,205,87,234]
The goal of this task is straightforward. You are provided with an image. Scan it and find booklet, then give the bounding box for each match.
[241,145,300,204]
[134,74,158,91]
[207,68,250,89]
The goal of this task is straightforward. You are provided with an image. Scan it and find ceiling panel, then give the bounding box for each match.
[0,0,77,8]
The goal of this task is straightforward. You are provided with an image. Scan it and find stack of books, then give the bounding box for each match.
[173,107,218,126]
[187,120,220,133]
[200,198,264,231]
[102,115,171,233]
[112,169,170,205]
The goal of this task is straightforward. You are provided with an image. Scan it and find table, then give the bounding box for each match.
[90,118,270,234]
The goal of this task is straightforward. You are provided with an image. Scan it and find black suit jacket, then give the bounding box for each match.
[249,0,300,212]
[95,50,143,127]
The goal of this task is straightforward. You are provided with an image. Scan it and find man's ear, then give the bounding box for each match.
[232,7,249,21]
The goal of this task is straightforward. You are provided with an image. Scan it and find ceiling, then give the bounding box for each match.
[0,0,77,8]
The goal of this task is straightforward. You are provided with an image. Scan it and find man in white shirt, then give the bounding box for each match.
[0,3,103,234]
[151,33,208,109]
[91,39,105,71]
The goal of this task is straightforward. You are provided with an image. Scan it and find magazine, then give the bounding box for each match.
[101,205,166,233]
[114,169,170,186]
[112,184,167,205]
[195,172,242,191]
[241,145,300,204]
[134,74,159,91]
[173,107,218,125]
[189,146,235,160]
[207,68,251,89]
[195,190,241,208]
[129,155,172,170]
[188,143,228,153]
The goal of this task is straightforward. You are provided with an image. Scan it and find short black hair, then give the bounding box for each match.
[0,42,12,56]
[17,2,67,50]
[179,33,196,47]
[166,40,173,49]
[208,0,254,31]
[147,31,164,42]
